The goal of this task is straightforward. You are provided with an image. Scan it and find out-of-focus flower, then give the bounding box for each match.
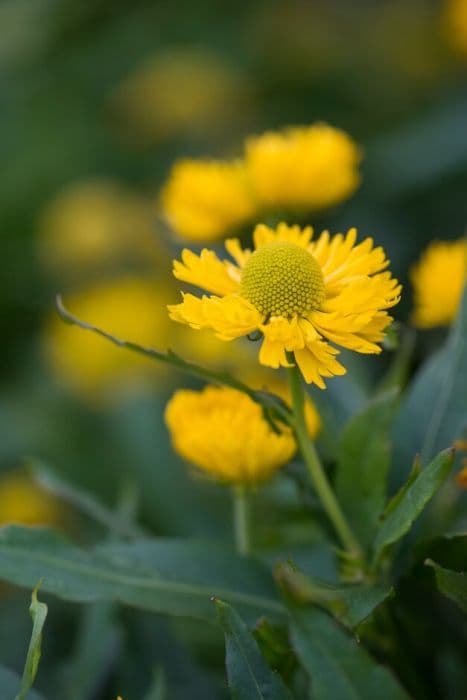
[169,223,400,387]
[175,325,254,371]
[410,239,466,328]
[43,278,171,401]
[455,460,467,489]
[244,124,361,210]
[444,0,467,55]
[0,473,61,526]
[160,160,255,242]
[165,385,296,485]
[38,180,161,275]
[109,48,252,145]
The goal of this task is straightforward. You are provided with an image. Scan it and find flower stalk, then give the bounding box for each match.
[287,361,362,560]
[232,485,250,556]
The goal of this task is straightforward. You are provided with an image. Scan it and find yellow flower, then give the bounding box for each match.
[38,180,161,274]
[410,238,466,328]
[244,124,361,210]
[160,159,255,242]
[0,473,61,526]
[109,48,250,144]
[165,386,296,484]
[168,223,401,387]
[43,278,171,401]
[444,0,467,55]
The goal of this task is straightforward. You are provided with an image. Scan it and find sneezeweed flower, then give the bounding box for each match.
[169,223,401,387]
[165,385,296,485]
[244,124,361,210]
[43,278,172,401]
[109,48,251,145]
[0,473,61,527]
[38,180,161,275]
[160,159,255,242]
[410,238,466,328]
[443,0,467,55]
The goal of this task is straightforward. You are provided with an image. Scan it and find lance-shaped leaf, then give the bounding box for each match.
[290,607,410,700]
[15,586,48,700]
[0,526,284,623]
[30,459,145,539]
[214,599,293,700]
[55,294,291,431]
[335,390,398,547]
[372,448,455,565]
[426,560,467,614]
[392,288,467,477]
[58,603,123,700]
[276,563,392,629]
[143,667,167,700]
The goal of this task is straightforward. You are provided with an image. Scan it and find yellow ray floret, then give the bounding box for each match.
[165,386,296,484]
[410,238,466,328]
[168,223,401,387]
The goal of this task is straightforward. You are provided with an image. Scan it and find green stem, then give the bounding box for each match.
[232,485,250,556]
[287,363,362,557]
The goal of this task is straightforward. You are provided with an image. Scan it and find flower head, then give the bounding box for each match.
[165,385,296,484]
[0,473,62,526]
[169,223,401,387]
[410,238,466,328]
[38,180,160,274]
[43,278,171,401]
[109,48,250,144]
[444,0,467,56]
[245,124,361,210]
[161,159,255,241]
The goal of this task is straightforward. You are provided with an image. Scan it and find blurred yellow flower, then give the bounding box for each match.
[411,238,466,328]
[43,277,171,401]
[165,386,296,485]
[161,159,255,242]
[175,325,254,371]
[244,124,361,210]
[109,48,251,145]
[0,473,61,526]
[169,223,400,387]
[444,0,467,54]
[38,180,161,274]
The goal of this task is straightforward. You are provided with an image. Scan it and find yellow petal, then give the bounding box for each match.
[294,339,346,387]
[173,248,240,295]
[253,222,313,250]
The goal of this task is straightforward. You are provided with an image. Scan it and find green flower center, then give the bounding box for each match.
[240,242,325,318]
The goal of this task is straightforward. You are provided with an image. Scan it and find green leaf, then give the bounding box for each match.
[214,599,293,700]
[55,294,291,430]
[0,666,45,700]
[335,391,398,547]
[0,526,284,623]
[290,608,410,700]
[143,667,167,700]
[381,456,421,519]
[59,603,123,700]
[426,560,467,614]
[276,564,392,629]
[372,448,455,564]
[393,288,467,475]
[29,459,146,539]
[15,585,48,700]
